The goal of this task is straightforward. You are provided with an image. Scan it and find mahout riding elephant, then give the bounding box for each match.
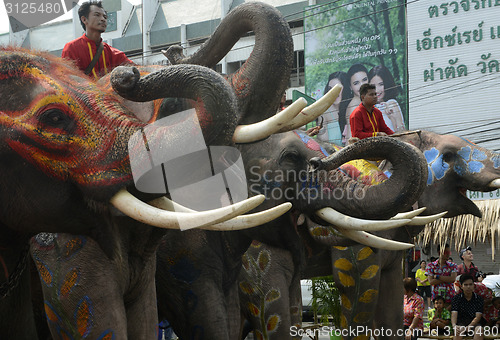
[0,46,296,339]
[307,130,500,340]
[153,3,430,339]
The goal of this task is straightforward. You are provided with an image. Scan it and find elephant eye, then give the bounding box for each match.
[442,151,454,162]
[279,150,300,165]
[39,108,74,131]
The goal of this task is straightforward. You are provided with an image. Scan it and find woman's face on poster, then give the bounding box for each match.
[370,75,385,103]
[350,71,368,97]
[328,78,343,105]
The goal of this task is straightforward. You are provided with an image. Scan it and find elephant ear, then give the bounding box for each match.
[164,2,294,125]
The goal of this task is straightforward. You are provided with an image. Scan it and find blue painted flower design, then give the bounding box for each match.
[424,148,449,185]
[455,146,485,175]
[492,153,500,169]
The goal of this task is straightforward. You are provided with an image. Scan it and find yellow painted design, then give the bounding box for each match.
[267,315,280,331]
[334,258,353,271]
[357,247,373,261]
[333,246,348,251]
[247,302,260,316]
[265,289,280,302]
[358,289,379,303]
[353,312,372,323]
[360,265,379,280]
[340,314,348,329]
[338,272,355,287]
[341,294,352,310]
[239,281,255,295]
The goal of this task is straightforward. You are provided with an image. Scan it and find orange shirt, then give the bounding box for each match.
[62,34,133,79]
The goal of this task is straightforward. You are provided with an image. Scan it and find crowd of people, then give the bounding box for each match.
[403,245,500,340]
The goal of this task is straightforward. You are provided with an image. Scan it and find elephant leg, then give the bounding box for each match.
[289,271,303,334]
[0,242,38,339]
[331,245,382,340]
[30,233,129,339]
[373,253,405,340]
[239,243,296,340]
[125,257,159,340]
[226,281,242,340]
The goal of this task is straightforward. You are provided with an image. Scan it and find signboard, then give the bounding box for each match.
[467,189,500,201]
[407,0,500,152]
[304,0,408,146]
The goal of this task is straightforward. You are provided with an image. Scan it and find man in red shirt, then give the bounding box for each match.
[349,83,394,139]
[62,1,133,79]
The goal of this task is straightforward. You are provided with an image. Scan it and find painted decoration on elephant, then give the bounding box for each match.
[240,242,282,340]
[304,0,408,145]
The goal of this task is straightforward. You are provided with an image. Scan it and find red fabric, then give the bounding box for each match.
[62,34,133,79]
[349,103,394,139]
[474,282,496,322]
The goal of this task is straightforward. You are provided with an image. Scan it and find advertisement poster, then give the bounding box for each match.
[304,0,407,146]
[407,0,500,153]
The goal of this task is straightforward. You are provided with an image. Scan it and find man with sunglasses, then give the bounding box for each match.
[426,243,458,307]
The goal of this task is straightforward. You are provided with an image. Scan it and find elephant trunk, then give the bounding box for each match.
[165,2,293,125]
[309,137,428,220]
[110,64,238,146]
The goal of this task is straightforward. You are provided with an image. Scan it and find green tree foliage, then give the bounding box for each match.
[310,276,341,327]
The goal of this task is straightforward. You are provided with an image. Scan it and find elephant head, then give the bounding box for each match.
[0,47,284,236]
[238,131,429,249]
[302,131,500,340]
[393,130,500,217]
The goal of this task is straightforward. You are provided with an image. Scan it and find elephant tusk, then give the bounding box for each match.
[489,179,500,188]
[233,98,307,143]
[334,228,415,250]
[316,207,411,231]
[149,196,292,230]
[110,189,265,230]
[391,207,426,219]
[404,211,447,226]
[277,84,342,132]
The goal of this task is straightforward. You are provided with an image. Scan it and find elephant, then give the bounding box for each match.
[0,46,297,339]
[155,131,430,340]
[154,3,432,339]
[319,130,500,340]
[243,130,500,340]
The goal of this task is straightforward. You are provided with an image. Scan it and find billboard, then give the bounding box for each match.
[304,0,407,146]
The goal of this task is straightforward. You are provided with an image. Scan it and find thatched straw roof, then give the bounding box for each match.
[416,200,500,259]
